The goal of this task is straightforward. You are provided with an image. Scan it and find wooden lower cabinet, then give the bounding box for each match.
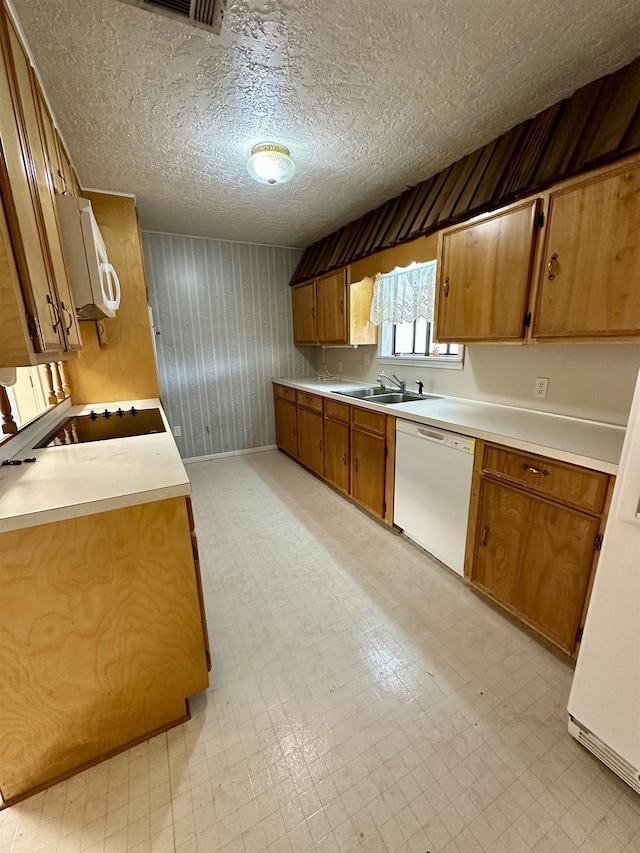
[297,406,324,476]
[324,417,350,494]
[0,497,209,805]
[351,426,387,518]
[467,441,612,656]
[274,396,298,458]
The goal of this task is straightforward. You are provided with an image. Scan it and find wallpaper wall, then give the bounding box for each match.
[142,232,314,459]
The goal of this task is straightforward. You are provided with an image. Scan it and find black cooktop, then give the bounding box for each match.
[36,407,166,447]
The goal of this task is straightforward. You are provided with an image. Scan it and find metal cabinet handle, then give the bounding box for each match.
[354,458,359,473]
[339,299,344,314]
[46,295,61,331]
[443,277,450,297]
[547,253,559,280]
[522,463,549,476]
[319,441,323,452]
[60,302,73,334]
[311,306,315,319]
[342,452,347,466]
[481,525,489,546]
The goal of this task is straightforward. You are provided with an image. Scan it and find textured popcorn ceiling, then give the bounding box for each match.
[11,0,640,247]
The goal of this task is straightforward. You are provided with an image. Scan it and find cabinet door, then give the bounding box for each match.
[275,398,297,457]
[472,480,600,654]
[351,426,386,518]
[317,269,348,344]
[437,199,539,341]
[297,407,324,476]
[4,17,80,352]
[324,417,349,494]
[0,12,62,353]
[533,164,640,338]
[292,282,317,344]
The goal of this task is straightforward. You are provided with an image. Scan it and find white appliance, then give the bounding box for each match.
[394,420,475,575]
[568,368,640,794]
[55,194,121,320]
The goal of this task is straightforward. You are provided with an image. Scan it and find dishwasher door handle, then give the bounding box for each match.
[417,428,446,441]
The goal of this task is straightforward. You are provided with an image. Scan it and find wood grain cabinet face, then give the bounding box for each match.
[317,270,348,344]
[324,417,350,494]
[473,479,600,654]
[436,199,540,341]
[274,396,298,458]
[533,162,640,338]
[351,426,386,518]
[467,441,611,656]
[297,406,324,476]
[292,281,317,344]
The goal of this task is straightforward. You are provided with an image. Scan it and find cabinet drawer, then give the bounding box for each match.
[324,399,350,423]
[274,384,296,402]
[296,390,324,413]
[351,406,386,436]
[482,444,609,514]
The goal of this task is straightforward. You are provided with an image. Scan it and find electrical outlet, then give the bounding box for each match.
[337,361,343,373]
[364,353,370,366]
[535,377,549,399]
[173,425,182,436]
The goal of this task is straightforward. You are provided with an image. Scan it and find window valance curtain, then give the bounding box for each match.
[369,261,436,326]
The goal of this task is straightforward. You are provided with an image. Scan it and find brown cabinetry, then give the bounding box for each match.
[273,384,394,522]
[466,441,612,655]
[292,269,377,346]
[0,5,82,367]
[436,199,540,342]
[532,161,640,339]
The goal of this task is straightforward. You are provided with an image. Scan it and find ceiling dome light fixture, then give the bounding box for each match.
[247,143,295,185]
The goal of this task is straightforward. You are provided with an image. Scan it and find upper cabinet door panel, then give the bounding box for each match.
[317,270,348,344]
[5,18,79,351]
[0,12,61,352]
[437,199,539,341]
[292,281,317,344]
[533,163,640,338]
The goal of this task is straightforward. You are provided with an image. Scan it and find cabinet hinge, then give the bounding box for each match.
[524,312,532,327]
[536,212,545,228]
[384,445,389,457]
[594,533,603,551]
[576,627,584,643]
[383,501,387,514]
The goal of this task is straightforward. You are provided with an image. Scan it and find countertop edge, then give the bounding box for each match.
[273,378,622,475]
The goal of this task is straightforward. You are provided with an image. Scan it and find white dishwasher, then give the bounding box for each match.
[394,420,475,576]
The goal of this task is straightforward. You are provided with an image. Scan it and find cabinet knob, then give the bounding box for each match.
[481,525,489,546]
[443,277,450,297]
[547,253,559,280]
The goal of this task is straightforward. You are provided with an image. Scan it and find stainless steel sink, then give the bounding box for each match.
[333,387,392,399]
[333,388,442,404]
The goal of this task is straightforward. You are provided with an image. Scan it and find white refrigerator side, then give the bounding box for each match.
[568,367,640,792]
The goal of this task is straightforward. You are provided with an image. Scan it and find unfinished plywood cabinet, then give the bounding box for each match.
[0,497,209,806]
[292,268,377,346]
[465,441,613,656]
[532,160,640,339]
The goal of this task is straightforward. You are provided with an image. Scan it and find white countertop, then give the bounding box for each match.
[0,399,190,533]
[274,378,625,474]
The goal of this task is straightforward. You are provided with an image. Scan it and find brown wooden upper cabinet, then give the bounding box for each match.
[531,161,640,340]
[0,5,81,367]
[435,198,540,342]
[292,269,377,346]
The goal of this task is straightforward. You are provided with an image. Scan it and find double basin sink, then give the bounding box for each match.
[334,387,442,405]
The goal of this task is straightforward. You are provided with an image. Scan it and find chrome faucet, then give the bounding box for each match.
[390,374,406,393]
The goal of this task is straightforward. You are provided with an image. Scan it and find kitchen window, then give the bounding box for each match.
[370,260,464,369]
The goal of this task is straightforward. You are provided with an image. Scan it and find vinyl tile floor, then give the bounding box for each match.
[2,450,639,853]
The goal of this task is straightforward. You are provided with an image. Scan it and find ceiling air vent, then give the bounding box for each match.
[117,0,227,36]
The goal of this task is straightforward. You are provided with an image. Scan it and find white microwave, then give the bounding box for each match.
[56,195,121,320]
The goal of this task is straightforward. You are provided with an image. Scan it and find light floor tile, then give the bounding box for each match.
[1,451,639,853]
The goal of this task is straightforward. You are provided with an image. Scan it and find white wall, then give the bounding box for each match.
[316,342,640,425]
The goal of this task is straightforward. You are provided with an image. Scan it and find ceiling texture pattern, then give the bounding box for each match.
[10,0,640,247]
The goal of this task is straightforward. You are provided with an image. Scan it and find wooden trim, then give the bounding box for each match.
[384,415,396,526]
